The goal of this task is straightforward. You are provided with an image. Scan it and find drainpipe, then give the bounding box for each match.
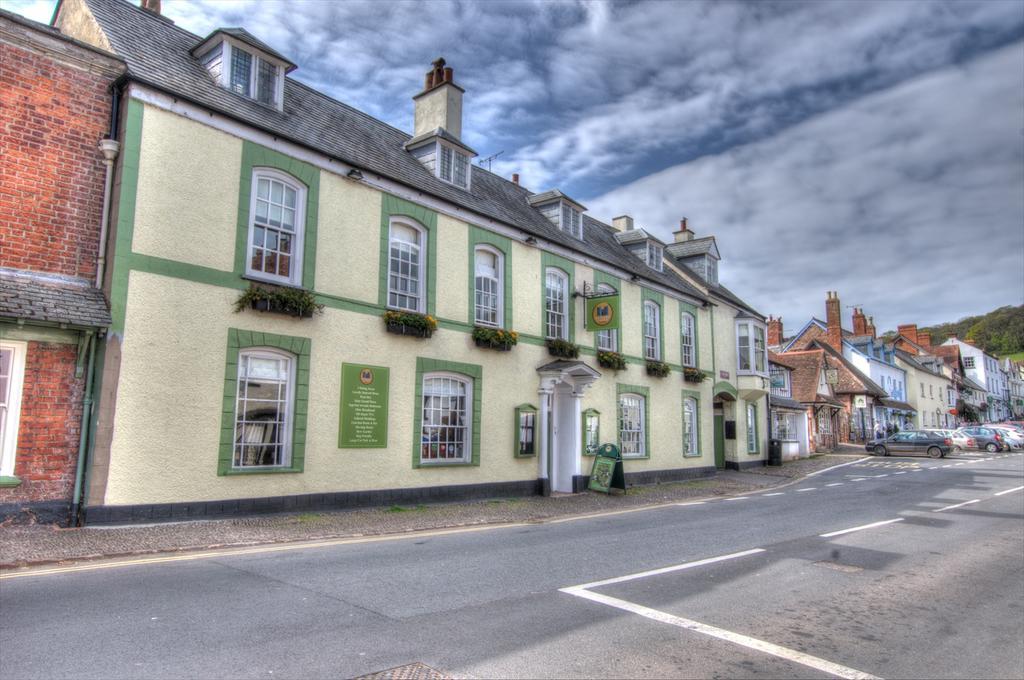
[95,138,120,287]
[69,331,97,526]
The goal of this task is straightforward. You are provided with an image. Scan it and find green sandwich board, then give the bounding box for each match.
[589,443,626,494]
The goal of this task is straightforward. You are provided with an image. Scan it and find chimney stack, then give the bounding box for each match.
[612,215,634,232]
[852,307,867,335]
[825,291,842,353]
[866,316,876,339]
[897,324,919,347]
[919,332,932,349]
[141,0,161,13]
[768,315,784,346]
[413,57,465,139]
[673,217,694,243]
[512,173,519,186]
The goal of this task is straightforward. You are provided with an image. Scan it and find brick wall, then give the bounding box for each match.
[0,39,113,280]
[0,342,85,509]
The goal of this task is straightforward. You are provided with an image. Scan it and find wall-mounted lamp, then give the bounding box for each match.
[347,168,364,180]
[524,236,537,245]
[630,274,639,282]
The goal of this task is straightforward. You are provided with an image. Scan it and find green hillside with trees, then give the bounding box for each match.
[884,305,1024,357]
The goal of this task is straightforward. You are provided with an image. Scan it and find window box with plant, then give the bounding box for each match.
[234,282,323,318]
[646,360,671,378]
[383,310,437,338]
[546,338,580,359]
[683,367,708,383]
[472,326,518,351]
[597,351,627,371]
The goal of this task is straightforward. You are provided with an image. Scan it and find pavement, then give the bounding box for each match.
[0,452,861,568]
[1,450,1021,679]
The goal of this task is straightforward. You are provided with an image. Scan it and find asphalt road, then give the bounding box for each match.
[2,452,1023,679]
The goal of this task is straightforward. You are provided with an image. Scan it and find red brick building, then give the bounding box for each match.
[0,11,123,524]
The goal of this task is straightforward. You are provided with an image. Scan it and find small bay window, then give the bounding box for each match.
[737,320,767,375]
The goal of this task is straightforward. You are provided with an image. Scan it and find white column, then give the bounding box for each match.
[537,387,552,484]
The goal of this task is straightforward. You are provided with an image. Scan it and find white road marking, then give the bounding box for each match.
[954,463,965,466]
[820,518,903,538]
[933,499,980,513]
[826,483,844,487]
[724,497,750,501]
[893,471,907,475]
[941,465,952,468]
[875,474,889,478]
[850,478,866,482]
[806,457,872,477]
[796,488,816,493]
[561,588,879,680]
[762,492,786,497]
[567,549,766,590]
[676,502,706,507]
[994,485,1024,497]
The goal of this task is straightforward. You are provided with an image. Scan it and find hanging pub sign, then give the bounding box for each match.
[588,443,626,494]
[339,363,390,448]
[585,293,621,332]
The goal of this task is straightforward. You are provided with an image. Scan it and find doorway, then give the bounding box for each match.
[550,383,577,493]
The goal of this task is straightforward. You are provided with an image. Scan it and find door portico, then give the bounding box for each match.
[537,360,601,495]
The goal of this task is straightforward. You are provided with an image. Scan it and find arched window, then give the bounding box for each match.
[618,392,646,458]
[595,283,617,352]
[683,397,698,457]
[474,246,503,327]
[247,169,305,285]
[420,372,472,463]
[388,219,426,312]
[681,312,696,367]
[233,348,294,469]
[545,268,568,340]
[643,300,660,361]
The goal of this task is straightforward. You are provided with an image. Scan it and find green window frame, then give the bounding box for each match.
[682,389,702,457]
[235,141,320,289]
[680,301,700,369]
[379,194,438,315]
[541,252,575,342]
[582,408,601,456]
[413,357,482,467]
[641,288,665,362]
[468,226,513,329]
[616,383,651,459]
[218,328,311,476]
[514,403,537,458]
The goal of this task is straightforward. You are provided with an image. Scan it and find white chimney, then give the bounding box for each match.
[413,58,464,139]
[612,215,634,232]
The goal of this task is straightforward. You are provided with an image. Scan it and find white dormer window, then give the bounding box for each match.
[706,256,718,284]
[197,37,287,111]
[439,144,470,189]
[561,203,582,239]
[646,242,663,272]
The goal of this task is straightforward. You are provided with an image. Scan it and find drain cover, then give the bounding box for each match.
[355,662,454,680]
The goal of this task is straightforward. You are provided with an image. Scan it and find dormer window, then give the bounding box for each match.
[561,204,582,239]
[706,256,718,284]
[646,242,663,272]
[439,143,470,189]
[528,191,587,242]
[192,29,295,112]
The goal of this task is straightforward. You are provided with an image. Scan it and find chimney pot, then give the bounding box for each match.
[141,0,161,12]
[443,67,453,83]
[673,217,694,242]
[512,173,519,185]
[414,57,464,139]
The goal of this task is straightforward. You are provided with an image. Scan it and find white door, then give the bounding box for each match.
[551,385,577,493]
[0,341,27,478]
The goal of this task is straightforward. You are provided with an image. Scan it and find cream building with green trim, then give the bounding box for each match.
[54,0,770,522]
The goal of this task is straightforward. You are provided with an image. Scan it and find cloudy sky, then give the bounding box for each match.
[11,0,1024,332]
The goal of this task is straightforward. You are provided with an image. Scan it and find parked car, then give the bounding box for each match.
[990,426,1024,450]
[957,426,1007,453]
[866,430,951,458]
[945,429,976,452]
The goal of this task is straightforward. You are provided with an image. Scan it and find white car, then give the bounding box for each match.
[990,426,1024,450]
[923,429,970,452]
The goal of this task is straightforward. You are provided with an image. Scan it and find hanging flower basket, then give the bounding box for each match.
[546,338,580,359]
[383,310,437,338]
[233,283,323,319]
[597,351,627,370]
[472,326,518,351]
[646,360,671,378]
[682,367,707,383]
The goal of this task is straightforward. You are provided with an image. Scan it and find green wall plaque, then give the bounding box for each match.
[339,363,390,448]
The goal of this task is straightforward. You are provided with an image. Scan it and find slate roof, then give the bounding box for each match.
[665,236,718,259]
[73,0,707,304]
[880,398,916,412]
[895,349,943,377]
[404,127,476,155]
[614,227,665,246]
[526,189,586,211]
[0,268,110,327]
[769,395,805,411]
[192,27,296,70]
[776,349,841,406]
[710,282,762,318]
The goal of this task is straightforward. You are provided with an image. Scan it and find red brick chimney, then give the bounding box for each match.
[512,173,519,186]
[825,291,842,352]
[919,332,932,349]
[141,0,161,13]
[673,217,694,243]
[865,316,876,339]
[897,324,919,346]
[768,315,783,346]
[852,308,867,335]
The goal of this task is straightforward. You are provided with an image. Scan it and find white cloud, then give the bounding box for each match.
[587,43,1024,331]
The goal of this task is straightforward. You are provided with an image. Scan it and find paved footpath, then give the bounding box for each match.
[2,452,1022,679]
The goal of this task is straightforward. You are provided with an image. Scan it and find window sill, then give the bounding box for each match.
[220,466,303,476]
[682,453,703,458]
[621,454,650,460]
[0,475,22,488]
[242,273,307,291]
[416,460,478,468]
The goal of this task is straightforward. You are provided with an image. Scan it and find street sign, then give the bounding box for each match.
[589,443,626,494]
[585,294,621,332]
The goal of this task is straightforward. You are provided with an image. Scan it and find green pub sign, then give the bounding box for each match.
[585,293,621,332]
[339,363,390,448]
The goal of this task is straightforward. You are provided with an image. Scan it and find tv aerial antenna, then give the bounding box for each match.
[478,151,504,171]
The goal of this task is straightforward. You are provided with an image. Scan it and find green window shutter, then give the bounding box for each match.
[218,328,312,476]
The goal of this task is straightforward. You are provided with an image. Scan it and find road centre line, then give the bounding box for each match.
[826,483,844,487]
[819,518,903,538]
[676,501,706,507]
[762,492,785,497]
[560,588,879,680]
[566,548,767,591]
[806,457,872,477]
[933,499,980,513]
[724,497,750,501]
[796,488,816,492]
[893,471,907,475]
[994,485,1024,496]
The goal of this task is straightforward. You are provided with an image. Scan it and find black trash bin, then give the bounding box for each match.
[768,438,782,466]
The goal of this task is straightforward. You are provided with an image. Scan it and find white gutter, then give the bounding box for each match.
[95,138,120,287]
